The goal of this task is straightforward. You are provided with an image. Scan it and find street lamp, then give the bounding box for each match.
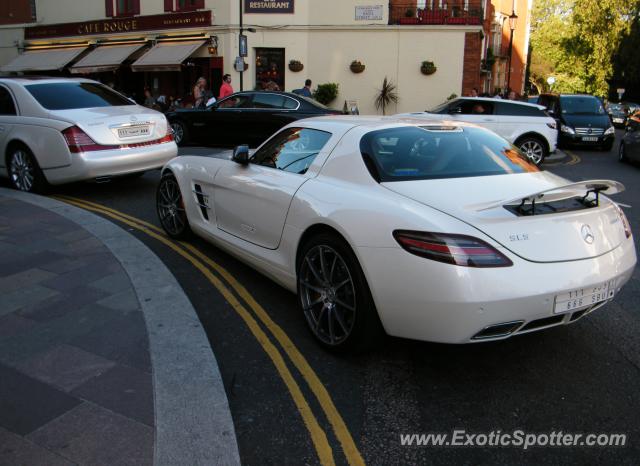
[506,10,518,93]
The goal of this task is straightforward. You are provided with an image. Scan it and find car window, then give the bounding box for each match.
[451,100,494,115]
[0,86,16,115]
[252,93,292,109]
[495,102,546,117]
[283,96,298,109]
[217,94,252,109]
[559,96,605,115]
[25,82,134,110]
[360,125,539,182]
[251,127,332,174]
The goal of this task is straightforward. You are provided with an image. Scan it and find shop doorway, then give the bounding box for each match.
[255,48,285,91]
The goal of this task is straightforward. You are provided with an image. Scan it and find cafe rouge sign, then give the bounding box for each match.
[24,11,212,40]
[245,0,294,14]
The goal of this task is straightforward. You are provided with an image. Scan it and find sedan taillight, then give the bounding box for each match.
[62,126,117,153]
[393,230,513,267]
[614,204,632,239]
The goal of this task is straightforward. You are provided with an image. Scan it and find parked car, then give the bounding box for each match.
[157,116,636,352]
[166,91,342,148]
[619,112,640,163]
[396,97,557,165]
[0,77,177,193]
[537,93,615,150]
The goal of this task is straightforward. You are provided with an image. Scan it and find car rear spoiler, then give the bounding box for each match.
[473,180,625,212]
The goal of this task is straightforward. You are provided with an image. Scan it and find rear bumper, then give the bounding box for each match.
[357,237,636,344]
[44,142,178,185]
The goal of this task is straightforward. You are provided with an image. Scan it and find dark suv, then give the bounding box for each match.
[535,94,615,150]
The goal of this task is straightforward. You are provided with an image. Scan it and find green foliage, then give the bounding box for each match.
[446,93,458,101]
[374,77,398,115]
[313,83,339,105]
[530,0,636,97]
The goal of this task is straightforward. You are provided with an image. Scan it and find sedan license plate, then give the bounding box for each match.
[118,125,150,139]
[554,280,615,314]
[582,136,598,142]
[613,118,624,123]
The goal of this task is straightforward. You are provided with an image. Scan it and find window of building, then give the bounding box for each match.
[255,48,285,92]
[105,0,140,18]
[165,0,205,12]
[0,0,36,25]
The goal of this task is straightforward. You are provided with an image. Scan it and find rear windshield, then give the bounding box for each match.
[560,96,605,115]
[25,82,134,110]
[360,126,539,182]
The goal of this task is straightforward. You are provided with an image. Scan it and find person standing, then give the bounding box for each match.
[469,87,479,97]
[193,77,206,108]
[219,74,234,99]
[293,79,313,98]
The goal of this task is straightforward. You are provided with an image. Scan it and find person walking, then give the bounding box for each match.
[219,74,234,100]
[293,79,313,98]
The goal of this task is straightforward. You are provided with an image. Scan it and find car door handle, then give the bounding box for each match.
[482,118,495,122]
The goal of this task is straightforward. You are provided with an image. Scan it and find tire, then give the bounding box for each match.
[7,145,48,193]
[601,139,614,152]
[156,172,191,239]
[516,136,547,165]
[618,142,628,163]
[170,121,188,146]
[297,232,384,353]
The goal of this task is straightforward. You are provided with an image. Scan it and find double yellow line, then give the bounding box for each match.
[52,195,365,466]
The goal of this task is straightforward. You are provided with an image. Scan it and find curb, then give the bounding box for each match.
[0,188,241,466]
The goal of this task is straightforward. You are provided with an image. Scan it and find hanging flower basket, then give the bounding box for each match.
[350,60,365,74]
[420,61,437,75]
[288,60,304,72]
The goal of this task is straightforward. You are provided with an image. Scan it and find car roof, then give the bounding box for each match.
[0,76,96,85]
[455,96,544,109]
[296,115,487,131]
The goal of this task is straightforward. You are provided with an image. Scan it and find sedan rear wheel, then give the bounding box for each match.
[8,147,47,193]
[170,121,188,146]
[156,173,191,239]
[517,137,547,165]
[297,233,383,352]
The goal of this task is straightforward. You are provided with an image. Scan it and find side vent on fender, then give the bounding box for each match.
[193,184,210,221]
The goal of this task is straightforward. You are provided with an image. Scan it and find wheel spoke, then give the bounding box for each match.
[335,298,355,312]
[319,247,329,280]
[316,306,327,332]
[329,255,338,281]
[333,278,351,291]
[332,307,349,334]
[305,257,324,284]
[327,308,335,343]
[300,280,324,294]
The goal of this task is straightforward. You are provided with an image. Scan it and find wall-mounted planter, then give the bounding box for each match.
[288,61,304,72]
[350,61,365,73]
[420,62,437,75]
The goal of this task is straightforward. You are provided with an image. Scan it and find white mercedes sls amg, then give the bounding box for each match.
[157,116,636,351]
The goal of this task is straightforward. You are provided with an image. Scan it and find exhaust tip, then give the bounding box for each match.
[472,321,523,340]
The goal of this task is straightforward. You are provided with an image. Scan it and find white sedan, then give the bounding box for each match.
[0,77,177,192]
[157,116,636,351]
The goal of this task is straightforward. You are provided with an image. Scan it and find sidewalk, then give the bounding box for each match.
[0,189,240,466]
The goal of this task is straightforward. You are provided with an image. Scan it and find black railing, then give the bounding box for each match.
[389,1,484,26]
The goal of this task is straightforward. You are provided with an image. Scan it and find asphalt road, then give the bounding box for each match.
[5,134,639,465]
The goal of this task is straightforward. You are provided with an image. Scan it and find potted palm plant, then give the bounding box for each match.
[374,77,399,115]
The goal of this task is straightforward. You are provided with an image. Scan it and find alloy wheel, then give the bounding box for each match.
[299,245,357,346]
[9,150,35,192]
[519,139,544,165]
[171,122,184,144]
[157,176,187,236]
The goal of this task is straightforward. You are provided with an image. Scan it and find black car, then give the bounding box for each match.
[607,103,630,128]
[167,91,341,147]
[619,112,640,163]
[537,94,615,150]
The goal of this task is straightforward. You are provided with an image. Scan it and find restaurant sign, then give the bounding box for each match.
[25,11,212,40]
[244,0,294,14]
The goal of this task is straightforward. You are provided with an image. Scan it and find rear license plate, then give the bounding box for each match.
[581,136,598,142]
[613,118,624,123]
[553,279,615,314]
[118,126,150,139]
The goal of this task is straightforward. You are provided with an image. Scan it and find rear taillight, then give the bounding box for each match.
[62,126,117,153]
[614,204,632,239]
[393,230,513,267]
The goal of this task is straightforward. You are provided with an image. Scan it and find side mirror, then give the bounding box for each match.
[232,145,250,165]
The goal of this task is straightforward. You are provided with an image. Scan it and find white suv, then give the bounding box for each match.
[397,97,558,165]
